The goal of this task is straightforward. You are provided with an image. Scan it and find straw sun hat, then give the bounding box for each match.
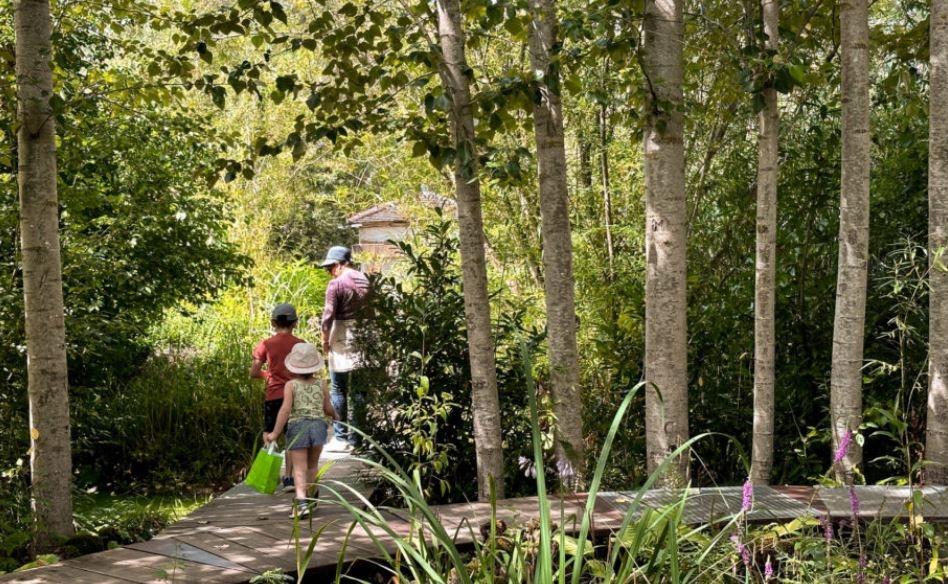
[285,343,324,374]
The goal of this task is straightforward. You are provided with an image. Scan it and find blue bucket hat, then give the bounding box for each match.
[319,246,352,268]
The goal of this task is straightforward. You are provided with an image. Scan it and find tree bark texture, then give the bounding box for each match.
[435,0,505,500]
[642,0,689,485]
[527,0,585,487]
[831,0,870,483]
[928,0,948,485]
[15,0,75,546]
[751,0,779,486]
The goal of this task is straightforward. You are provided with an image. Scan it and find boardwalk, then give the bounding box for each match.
[4,450,948,583]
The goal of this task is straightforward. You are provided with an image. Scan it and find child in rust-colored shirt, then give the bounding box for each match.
[250,302,303,492]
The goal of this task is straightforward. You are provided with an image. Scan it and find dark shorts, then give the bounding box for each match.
[264,399,283,433]
[286,418,330,450]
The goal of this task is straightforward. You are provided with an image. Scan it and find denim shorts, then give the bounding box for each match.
[286,418,330,450]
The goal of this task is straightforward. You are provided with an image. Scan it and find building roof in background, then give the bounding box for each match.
[347,202,404,226]
[347,187,456,227]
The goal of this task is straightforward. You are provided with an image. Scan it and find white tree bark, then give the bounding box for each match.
[527,0,585,488]
[642,0,689,485]
[831,0,870,483]
[927,0,948,485]
[15,0,75,546]
[435,0,505,500]
[751,0,779,486]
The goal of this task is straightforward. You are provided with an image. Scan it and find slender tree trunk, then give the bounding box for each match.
[599,104,615,281]
[527,0,584,487]
[831,0,870,483]
[927,0,948,485]
[642,0,689,485]
[15,0,75,547]
[435,0,505,500]
[750,0,779,486]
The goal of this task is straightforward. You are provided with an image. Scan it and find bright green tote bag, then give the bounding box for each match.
[244,443,283,494]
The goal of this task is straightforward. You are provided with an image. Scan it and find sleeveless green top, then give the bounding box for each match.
[287,378,328,423]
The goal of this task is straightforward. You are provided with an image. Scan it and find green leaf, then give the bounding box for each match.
[339,3,358,17]
[270,1,288,24]
[788,64,806,85]
[210,85,226,109]
[291,139,306,161]
[275,75,296,93]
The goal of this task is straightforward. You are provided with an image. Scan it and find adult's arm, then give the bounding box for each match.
[321,279,339,352]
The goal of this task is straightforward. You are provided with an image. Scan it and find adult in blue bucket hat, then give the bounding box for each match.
[318,246,370,449]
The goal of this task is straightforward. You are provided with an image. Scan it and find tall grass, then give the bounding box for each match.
[298,343,734,584]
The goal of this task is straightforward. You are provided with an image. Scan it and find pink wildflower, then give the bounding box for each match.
[730,534,751,566]
[742,478,753,513]
[849,485,860,519]
[764,556,773,580]
[819,514,834,541]
[834,430,853,463]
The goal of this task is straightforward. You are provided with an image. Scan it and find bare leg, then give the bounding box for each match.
[290,448,309,501]
[307,447,323,496]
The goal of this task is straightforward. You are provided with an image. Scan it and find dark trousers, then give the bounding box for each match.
[330,369,365,445]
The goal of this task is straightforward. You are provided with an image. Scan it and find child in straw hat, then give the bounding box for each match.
[264,342,338,518]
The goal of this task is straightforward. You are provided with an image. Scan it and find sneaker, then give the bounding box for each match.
[282,476,295,493]
[289,497,317,519]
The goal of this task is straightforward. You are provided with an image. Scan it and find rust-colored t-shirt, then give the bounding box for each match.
[252,332,303,401]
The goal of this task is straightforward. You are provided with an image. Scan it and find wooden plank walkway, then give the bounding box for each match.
[4,450,948,583]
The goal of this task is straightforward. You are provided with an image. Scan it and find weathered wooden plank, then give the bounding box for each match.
[0,565,139,584]
[51,547,250,584]
[9,446,948,584]
[817,486,948,520]
[157,532,282,574]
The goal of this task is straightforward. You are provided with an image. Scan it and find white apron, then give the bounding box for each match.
[328,319,360,373]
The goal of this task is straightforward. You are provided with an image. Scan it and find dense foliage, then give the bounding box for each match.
[1,0,944,574]
[0,0,248,563]
[357,218,549,504]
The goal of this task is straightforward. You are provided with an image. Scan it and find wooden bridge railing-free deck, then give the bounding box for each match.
[3,451,946,583]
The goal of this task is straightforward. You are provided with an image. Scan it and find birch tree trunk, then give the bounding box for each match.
[927,0,948,485]
[527,0,584,488]
[435,0,505,500]
[642,0,689,485]
[15,0,75,546]
[750,0,779,486]
[599,105,615,280]
[831,0,870,483]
